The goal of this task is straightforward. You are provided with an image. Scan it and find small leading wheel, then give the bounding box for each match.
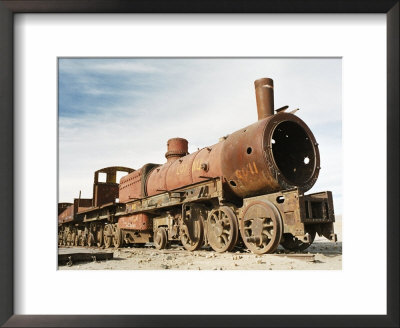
[66,232,72,246]
[103,225,113,248]
[281,230,316,252]
[239,200,283,254]
[87,232,95,247]
[71,232,76,246]
[79,234,87,247]
[113,226,123,248]
[207,206,239,253]
[96,227,104,247]
[154,227,168,250]
[180,213,204,251]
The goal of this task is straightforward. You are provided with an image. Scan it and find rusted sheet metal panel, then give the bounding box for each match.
[221,112,320,198]
[145,114,319,200]
[301,191,335,223]
[165,137,188,162]
[119,168,144,202]
[146,162,172,196]
[58,204,74,224]
[191,142,224,184]
[165,152,197,190]
[255,77,274,120]
[73,198,92,214]
[118,213,151,231]
[119,163,160,202]
[242,188,335,238]
[93,166,134,184]
[147,142,225,197]
[58,202,72,215]
[94,183,119,207]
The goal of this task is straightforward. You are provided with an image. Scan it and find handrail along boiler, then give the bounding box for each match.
[58,78,336,254]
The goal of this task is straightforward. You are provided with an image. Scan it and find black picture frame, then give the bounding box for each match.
[0,1,398,327]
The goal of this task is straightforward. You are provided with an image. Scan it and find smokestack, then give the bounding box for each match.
[165,138,189,163]
[254,78,274,120]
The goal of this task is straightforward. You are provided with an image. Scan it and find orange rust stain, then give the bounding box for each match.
[235,161,259,181]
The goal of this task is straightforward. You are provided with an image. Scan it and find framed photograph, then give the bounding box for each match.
[0,1,398,327]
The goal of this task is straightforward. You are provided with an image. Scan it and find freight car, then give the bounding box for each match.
[58,78,337,254]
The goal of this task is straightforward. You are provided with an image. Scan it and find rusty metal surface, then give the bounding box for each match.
[165,137,188,162]
[191,142,224,184]
[239,199,283,254]
[119,168,144,202]
[93,166,134,184]
[118,213,151,231]
[74,198,93,214]
[165,152,197,190]
[254,77,274,120]
[93,183,119,207]
[143,80,319,200]
[93,166,134,207]
[146,161,173,196]
[58,204,74,224]
[119,163,160,202]
[220,112,320,198]
[58,202,72,215]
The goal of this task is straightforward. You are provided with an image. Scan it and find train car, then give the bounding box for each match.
[58,166,133,246]
[58,78,336,254]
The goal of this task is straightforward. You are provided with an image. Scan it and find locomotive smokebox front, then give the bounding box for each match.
[220,78,320,198]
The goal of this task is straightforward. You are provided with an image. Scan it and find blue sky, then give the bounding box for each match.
[58,58,342,214]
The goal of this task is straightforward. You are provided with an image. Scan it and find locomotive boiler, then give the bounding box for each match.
[58,78,336,254]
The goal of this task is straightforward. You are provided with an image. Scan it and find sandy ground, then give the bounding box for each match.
[59,218,342,271]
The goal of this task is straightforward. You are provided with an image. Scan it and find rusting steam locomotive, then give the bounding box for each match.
[58,78,336,254]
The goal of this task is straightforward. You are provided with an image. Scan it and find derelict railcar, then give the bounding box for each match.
[58,78,336,254]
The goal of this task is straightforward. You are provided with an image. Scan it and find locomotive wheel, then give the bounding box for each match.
[207,206,238,253]
[96,227,104,247]
[281,230,316,252]
[154,227,168,250]
[113,226,123,248]
[79,235,87,247]
[103,225,113,248]
[71,232,76,247]
[87,232,95,247]
[180,215,204,251]
[66,232,72,246]
[74,234,79,246]
[239,200,283,255]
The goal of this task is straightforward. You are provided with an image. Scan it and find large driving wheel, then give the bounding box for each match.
[281,230,316,252]
[239,200,283,254]
[113,225,123,248]
[96,226,104,247]
[71,232,76,246]
[103,225,113,248]
[87,232,95,247]
[154,227,168,250]
[180,212,204,251]
[207,206,238,253]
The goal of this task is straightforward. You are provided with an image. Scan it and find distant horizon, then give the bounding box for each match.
[58,58,342,214]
